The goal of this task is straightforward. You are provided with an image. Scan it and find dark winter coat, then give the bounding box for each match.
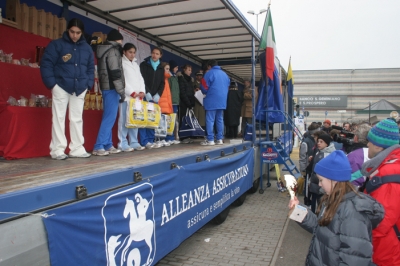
[40,31,94,96]
[96,41,125,97]
[298,191,384,266]
[224,88,243,126]
[178,73,195,109]
[299,134,316,173]
[309,143,336,194]
[168,74,180,105]
[139,57,165,97]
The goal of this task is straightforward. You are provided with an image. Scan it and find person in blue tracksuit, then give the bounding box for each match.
[199,60,230,146]
[40,18,94,160]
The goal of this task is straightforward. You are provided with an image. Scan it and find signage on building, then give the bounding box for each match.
[297,96,347,107]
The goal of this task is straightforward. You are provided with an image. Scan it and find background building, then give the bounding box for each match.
[293,68,400,126]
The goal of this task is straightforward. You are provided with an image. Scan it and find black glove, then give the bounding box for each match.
[119,95,125,103]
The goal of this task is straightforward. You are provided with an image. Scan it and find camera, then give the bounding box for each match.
[331,125,355,146]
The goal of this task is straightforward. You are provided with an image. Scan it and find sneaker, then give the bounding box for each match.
[166,140,174,145]
[92,149,109,156]
[161,140,170,147]
[134,146,145,151]
[145,143,155,149]
[106,146,122,154]
[215,139,224,145]
[52,154,68,160]
[69,152,91,158]
[200,140,215,146]
[181,138,193,144]
[172,140,181,144]
[153,142,162,148]
[156,140,164,147]
[120,147,134,152]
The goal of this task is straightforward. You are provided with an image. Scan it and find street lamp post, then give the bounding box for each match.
[247,9,267,32]
[369,101,371,124]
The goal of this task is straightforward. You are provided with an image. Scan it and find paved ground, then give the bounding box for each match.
[157,149,312,266]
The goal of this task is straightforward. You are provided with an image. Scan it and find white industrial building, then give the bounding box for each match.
[293,68,400,125]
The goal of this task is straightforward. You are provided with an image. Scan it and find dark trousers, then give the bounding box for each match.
[225,126,238,139]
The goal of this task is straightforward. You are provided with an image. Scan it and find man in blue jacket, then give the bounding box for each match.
[200,60,230,145]
[40,18,94,160]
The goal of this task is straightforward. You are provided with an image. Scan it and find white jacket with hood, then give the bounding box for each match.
[122,55,145,101]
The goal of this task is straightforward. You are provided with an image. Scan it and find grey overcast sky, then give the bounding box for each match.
[232,0,400,71]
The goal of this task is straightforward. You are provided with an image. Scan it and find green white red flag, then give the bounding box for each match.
[259,10,276,80]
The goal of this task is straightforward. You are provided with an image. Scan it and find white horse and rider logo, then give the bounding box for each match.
[102,183,156,266]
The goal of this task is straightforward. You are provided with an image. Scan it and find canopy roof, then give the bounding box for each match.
[67,0,263,82]
[363,99,400,111]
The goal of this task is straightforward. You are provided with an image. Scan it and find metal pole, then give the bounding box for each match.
[251,37,256,144]
[369,101,371,124]
[256,14,258,33]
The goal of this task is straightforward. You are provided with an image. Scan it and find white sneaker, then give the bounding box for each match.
[200,140,215,146]
[145,143,155,149]
[119,147,134,152]
[172,140,180,144]
[52,153,69,160]
[106,146,122,154]
[134,146,145,151]
[69,152,91,158]
[215,139,224,145]
[166,140,174,145]
[92,149,109,156]
[156,140,164,147]
[161,140,170,147]
[153,142,162,148]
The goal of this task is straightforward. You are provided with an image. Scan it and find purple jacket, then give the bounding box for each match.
[347,147,369,186]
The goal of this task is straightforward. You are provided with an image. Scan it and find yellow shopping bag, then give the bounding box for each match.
[125,98,147,128]
[146,102,161,129]
[166,113,176,135]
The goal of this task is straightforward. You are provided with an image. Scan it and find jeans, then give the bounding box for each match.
[94,90,119,150]
[118,101,141,149]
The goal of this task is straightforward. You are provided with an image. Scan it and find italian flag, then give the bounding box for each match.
[259,10,276,80]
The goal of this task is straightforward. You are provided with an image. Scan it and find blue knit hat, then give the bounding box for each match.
[367,118,400,148]
[314,150,352,182]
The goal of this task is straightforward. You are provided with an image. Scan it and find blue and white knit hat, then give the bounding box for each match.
[367,118,399,148]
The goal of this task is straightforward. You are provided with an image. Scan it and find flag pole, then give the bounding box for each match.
[265,7,270,142]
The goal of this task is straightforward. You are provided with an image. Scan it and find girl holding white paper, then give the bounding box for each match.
[288,150,384,265]
[117,43,146,152]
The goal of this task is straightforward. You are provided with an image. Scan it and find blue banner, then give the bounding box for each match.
[42,149,254,266]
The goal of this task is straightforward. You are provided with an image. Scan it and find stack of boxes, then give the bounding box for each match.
[4,0,67,40]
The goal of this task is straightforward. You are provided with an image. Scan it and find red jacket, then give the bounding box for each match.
[363,146,400,265]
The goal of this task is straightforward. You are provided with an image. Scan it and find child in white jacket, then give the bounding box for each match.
[117,43,146,151]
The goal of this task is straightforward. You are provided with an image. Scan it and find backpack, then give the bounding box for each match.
[365,174,400,240]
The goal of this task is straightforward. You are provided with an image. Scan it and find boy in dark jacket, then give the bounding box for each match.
[93,29,125,156]
[139,47,165,149]
[40,18,94,160]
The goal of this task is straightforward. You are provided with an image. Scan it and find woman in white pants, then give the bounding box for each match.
[117,43,146,151]
[40,18,94,160]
